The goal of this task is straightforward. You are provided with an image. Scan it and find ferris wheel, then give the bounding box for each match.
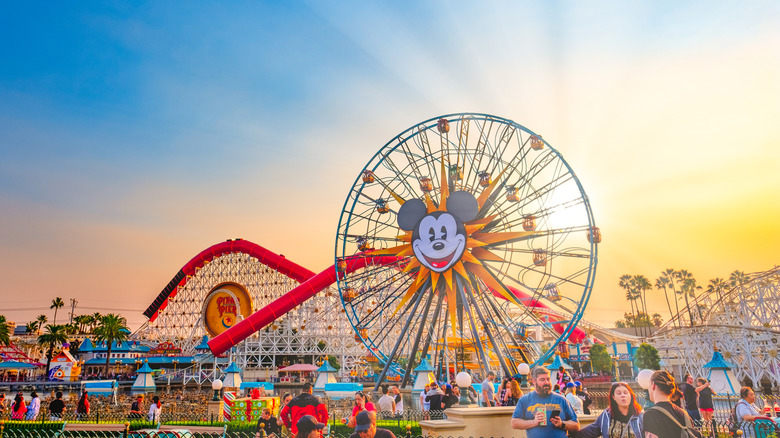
[335,113,599,384]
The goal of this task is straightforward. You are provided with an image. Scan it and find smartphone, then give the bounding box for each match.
[549,409,561,419]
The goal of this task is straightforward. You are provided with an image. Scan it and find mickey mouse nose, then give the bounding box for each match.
[433,242,445,251]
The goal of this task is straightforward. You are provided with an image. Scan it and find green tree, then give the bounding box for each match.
[37,324,69,378]
[92,314,129,373]
[0,315,10,346]
[615,312,654,328]
[328,356,341,371]
[50,297,65,325]
[25,321,37,334]
[634,343,661,370]
[589,344,612,373]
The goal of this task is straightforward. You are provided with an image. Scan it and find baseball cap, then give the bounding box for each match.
[565,382,575,388]
[354,410,372,432]
[297,415,325,433]
[574,381,582,387]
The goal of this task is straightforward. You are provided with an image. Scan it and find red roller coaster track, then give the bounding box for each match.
[143,239,586,357]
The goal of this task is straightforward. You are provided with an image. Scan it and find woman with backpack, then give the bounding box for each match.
[642,370,702,438]
[573,382,642,438]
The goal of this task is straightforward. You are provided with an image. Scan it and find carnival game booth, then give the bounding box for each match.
[223,390,280,422]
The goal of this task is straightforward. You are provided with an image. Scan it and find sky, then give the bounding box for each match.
[1,1,778,331]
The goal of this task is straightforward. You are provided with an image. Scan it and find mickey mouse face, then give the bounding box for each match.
[397,191,479,273]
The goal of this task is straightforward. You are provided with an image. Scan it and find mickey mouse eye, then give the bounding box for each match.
[440,226,447,240]
[428,227,436,242]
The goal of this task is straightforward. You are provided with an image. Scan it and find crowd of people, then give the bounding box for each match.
[4,367,780,438]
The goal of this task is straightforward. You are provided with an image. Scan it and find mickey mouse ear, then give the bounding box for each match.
[447,191,479,223]
[397,199,427,231]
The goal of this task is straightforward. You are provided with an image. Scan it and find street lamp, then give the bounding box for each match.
[455,372,472,405]
[211,379,223,401]
[636,369,654,408]
[518,363,530,388]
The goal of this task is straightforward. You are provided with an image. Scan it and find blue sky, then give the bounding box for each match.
[1,1,778,329]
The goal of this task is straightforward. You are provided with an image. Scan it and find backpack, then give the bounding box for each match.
[648,406,701,438]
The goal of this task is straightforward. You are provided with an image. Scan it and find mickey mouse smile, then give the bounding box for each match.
[420,241,464,271]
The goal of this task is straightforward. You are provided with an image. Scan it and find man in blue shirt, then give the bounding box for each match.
[511,366,579,438]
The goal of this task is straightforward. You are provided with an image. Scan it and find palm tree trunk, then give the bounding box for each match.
[46,344,54,380]
[661,286,674,327]
[672,288,682,328]
[684,292,695,328]
[105,343,113,377]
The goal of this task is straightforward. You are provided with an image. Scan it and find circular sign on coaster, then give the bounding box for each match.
[202,282,254,337]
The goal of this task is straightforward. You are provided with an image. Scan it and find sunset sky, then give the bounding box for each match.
[1,1,778,331]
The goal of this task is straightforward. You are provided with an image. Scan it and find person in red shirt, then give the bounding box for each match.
[280,383,328,436]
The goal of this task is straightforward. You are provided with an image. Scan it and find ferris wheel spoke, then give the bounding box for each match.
[410,126,443,196]
[416,290,447,375]
[399,282,438,388]
[373,280,429,390]
[470,279,527,370]
[456,276,493,377]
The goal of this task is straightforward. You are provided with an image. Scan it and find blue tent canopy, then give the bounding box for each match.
[0,361,36,369]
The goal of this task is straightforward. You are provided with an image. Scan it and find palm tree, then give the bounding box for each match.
[36,314,48,334]
[25,321,37,335]
[91,313,102,332]
[50,297,65,325]
[75,315,93,334]
[618,274,637,318]
[729,270,748,300]
[707,278,729,301]
[0,315,10,346]
[655,274,676,327]
[677,270,701,326]
[37,324,69,379]
[633,275,653,336]
[64,322,79,335]
[92,314,129,374]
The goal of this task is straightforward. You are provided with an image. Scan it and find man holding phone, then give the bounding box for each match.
[511,367,579,437]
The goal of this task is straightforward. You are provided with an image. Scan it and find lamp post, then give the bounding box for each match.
[212,379,223,401]
[636,369,654,409]
[518,363,530,388]
[455,372,472,405]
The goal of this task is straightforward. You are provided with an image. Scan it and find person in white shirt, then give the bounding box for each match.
[736,386,773,438]
[391,385,403,417]
[564,383,583,414]
[377,385,395,418]
[148,395,163,422]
